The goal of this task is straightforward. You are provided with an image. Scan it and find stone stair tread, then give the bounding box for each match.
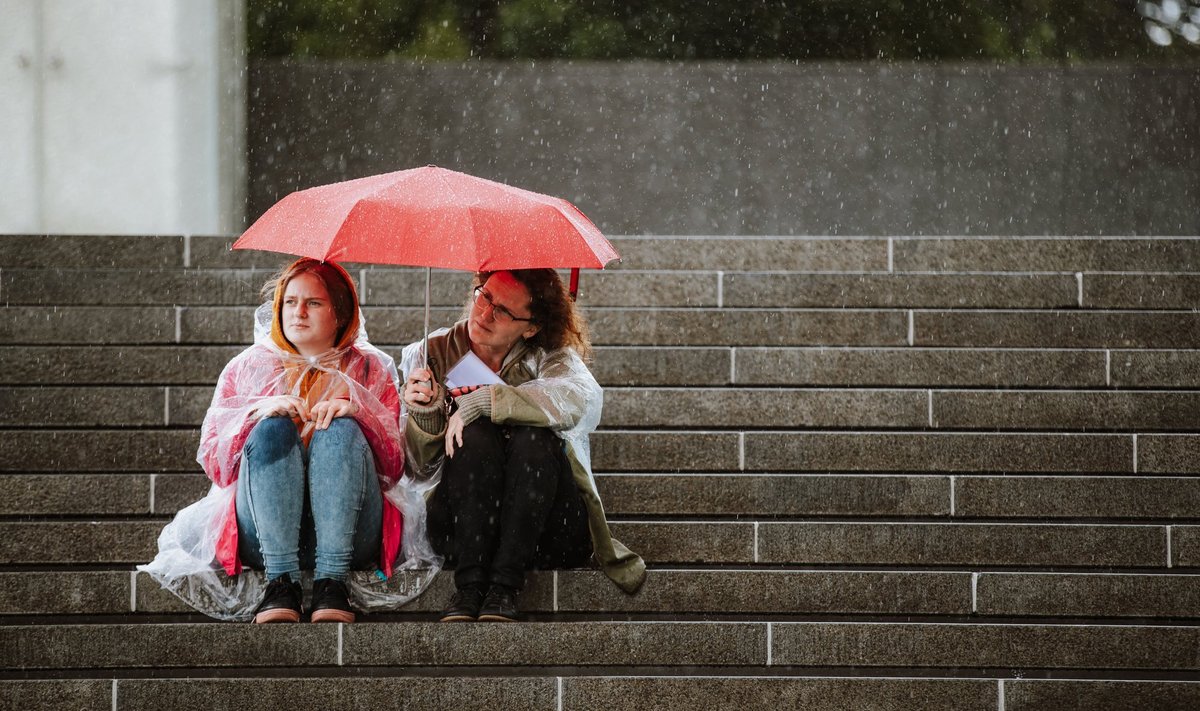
[4,620,1199,671]
[0,519,1178,568]
[5,472,1200,521]
[8,429,1190,473]
[4,676,1199,711]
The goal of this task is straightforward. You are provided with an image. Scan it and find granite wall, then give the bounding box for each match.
[247,60,1199,235]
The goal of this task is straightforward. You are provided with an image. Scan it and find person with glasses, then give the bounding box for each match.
[400,269,645,622]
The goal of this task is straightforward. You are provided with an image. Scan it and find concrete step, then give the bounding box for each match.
[0,519,1176,568]
[3,620,1199,672]
[17,346,1194,388]
[5,568,1200,622]
[891,237,1200,274]
[10,305,1200,348]
[5,473,1200,523]
[8,235,1200,274]
[2,569,974,617]
[12,385,1200,431]
[7,429,1182,473]
[5,677,1200,711]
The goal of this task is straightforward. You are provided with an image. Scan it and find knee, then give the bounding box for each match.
[509,425,560,453]
[245,416,300,464]
[459,418,502,450]
[310,417,367,451]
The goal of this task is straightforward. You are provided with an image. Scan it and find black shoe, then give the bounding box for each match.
[440,584,486,622]
[477,584,519,622]
[310,578,356,623]
[253,575,302,624]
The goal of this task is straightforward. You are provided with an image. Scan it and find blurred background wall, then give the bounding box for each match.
[246,60,1198,235]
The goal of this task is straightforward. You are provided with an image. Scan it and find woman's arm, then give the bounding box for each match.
[490,348,601,433]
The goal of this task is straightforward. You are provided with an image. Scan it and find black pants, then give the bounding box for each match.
[427,419,592,589]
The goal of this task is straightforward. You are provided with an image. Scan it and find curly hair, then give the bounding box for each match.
[472,269,593,360]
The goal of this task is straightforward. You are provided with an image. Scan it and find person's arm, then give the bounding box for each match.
[489,348,600,432]
[401,366,449,473]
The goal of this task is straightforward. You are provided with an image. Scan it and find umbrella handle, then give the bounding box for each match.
[569,268,580,301]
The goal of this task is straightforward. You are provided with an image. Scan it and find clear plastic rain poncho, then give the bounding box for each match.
[399,325,603,498]
[139,303,441,621]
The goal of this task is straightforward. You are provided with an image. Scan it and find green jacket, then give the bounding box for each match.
[400,320,646,594]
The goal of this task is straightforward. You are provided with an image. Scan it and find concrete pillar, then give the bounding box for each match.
[0,0,245,235]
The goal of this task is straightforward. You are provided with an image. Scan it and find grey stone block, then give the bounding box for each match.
[933,390,1200,431]
[772,622,1200,669]
[0,624,336,670]
[914,311,1200,349]
[596,473,950,517]
[562,677,994,711]
[734,347,1105,388]
[609,237,887,271]
[723,274,1076,309]
[608,522,755,564]
[1111,350,1200,388]
[343,621,767,666]
[1172,526,1200,567]
[0,571,131,615]
[168,386,214,426]
[591,431,739,472]
[955,476,1200,520]
[0,386,166,427]
[116,678,555,711]
[0,680,113,711]
[0,430,198,472]
[366,269,718,308]
[152,473,211,514]
[181,306,461,345]
[1,269,271,306]
[0,235,183,268]
[1131,68,1200,171]
[744,432,1132,473]
[893,238,1200,273]
[557,570,970,615]
[0,346,242,385]
[1062,164,1135,235]
[587,309,908,347]
[1137,435,1200,474]
[0,474,150,515]
[188,236,291,270]
[756,522,1163,567]
[977,573,1200,618]
[590,347,732,387]
[1005,680,1200,710]
[1084,274,1200,310]
[0,307,175,344]
[135,571,197,614]
[602,388,927,429]
[0,521,161,564]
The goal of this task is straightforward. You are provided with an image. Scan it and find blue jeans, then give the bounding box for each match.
[236,416,382,582]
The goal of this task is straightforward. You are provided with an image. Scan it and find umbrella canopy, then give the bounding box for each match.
[233,166,619,272]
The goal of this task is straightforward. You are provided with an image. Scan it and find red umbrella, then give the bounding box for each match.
[233,166,619,361]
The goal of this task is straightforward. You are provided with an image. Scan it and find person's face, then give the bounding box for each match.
[281,272,339,354]
[468,271,540,353]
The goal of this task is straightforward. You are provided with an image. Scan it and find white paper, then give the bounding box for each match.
[444,351,504,390]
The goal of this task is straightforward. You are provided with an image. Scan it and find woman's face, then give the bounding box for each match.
[468,271,540,354]
[281,272,339,354]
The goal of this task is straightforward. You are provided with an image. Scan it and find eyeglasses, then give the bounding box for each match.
[473,286,534,324]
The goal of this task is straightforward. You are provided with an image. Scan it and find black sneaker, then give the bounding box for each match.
[439,584,486,622]
[477,584,519,622]
[310,578,356,623]
[253,575,302,624]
